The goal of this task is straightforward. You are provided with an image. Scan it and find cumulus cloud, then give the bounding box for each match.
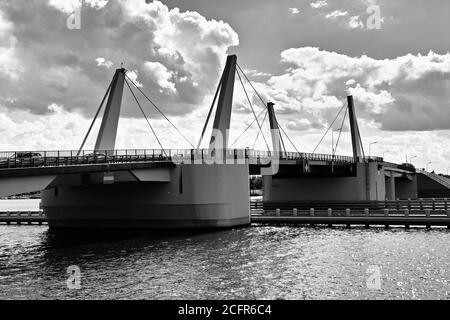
[310,1,328,9]
[325,10,348,19]
[48,0,108,13]
[0,103,197,151]
[247,47,450,134]
[288,8,300,15]
[143,61,176,93]
[348,15,364,29]
[95,57,114,68]
[0,0,238,118]
[286,119,314,131]
[243,68,271,78]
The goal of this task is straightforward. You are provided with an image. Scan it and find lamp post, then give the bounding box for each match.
[409,155,417,164]
[382,150,389,160]
[447,167,449,175]
[427,161,433,172]
[369,141,378,157]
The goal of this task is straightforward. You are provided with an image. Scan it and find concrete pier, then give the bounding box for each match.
[42,163,251,229]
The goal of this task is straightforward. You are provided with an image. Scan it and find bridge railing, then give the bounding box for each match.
[0,148,383,169]
[257,198,450,212]
[0,149,175,169]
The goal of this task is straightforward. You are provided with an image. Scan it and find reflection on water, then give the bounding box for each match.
[0,225,448,299]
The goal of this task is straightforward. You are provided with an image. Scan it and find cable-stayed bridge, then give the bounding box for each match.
[0,55,446,229]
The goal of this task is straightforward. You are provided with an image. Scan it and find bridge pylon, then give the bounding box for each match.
[347,95,364,162]
[266,102,283,157]
[94,68,126,154]
[209,55,237,152]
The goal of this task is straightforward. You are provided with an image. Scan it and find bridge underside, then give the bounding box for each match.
[263,162,418,206]
[250,160,356,177]
[275,162,356,178]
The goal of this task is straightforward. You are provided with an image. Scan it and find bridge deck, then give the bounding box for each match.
[0,148,382,171]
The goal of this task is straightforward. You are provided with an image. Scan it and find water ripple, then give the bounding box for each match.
[0,225,448,299]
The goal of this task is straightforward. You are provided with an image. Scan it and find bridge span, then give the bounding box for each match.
[0,54,446,229]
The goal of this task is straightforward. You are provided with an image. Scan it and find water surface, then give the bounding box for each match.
[0,224,448,299]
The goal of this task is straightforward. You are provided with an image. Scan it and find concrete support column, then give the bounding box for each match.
[388,171,396,200]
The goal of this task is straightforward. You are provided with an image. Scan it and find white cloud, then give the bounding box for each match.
[143,61,176,93]
[48,0,108,13]
[243,68,272,78]
[48,0,81,14]
[289,8,300,15]
[348,15,364,29]
[125,70,143,88]
[325,10,348,19]
[310,0,328,9]
[85,0,109,9]
[287,119,313,131]
[0,0,238,119]
[0,11,20,80]
[95,57,113,68]
[250,47,450,134]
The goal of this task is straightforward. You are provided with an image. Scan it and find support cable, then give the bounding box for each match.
[312,102,347,154]
[252,110,268,149]
[236,68,270,151]
[355,118,366,159]
[77,75,114,156]
[125,79,167,157]
[278,123,300,154]
[230,108,267,147]
[333,106,348,156]
[236,63,268,109]
[236,63,300,153]
[196,73,224,149]
[125,74,194,148]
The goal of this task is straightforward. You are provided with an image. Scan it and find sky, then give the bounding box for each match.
[0,0,449,173]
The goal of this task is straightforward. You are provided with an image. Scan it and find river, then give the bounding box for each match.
[0,200,448,299]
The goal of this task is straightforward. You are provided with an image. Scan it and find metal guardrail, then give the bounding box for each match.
[251,208,450,229]
[0,211,46,224]
[0,148,384,170]
[250,201,264,210]
[252,198,450,212]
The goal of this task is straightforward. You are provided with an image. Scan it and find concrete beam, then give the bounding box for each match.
[131,168,171,182]
[0,175,56,197]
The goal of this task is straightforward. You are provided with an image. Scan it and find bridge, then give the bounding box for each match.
[0,54,447,229]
